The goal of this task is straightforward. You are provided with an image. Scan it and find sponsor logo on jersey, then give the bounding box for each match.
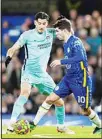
[46,35,50,39]
[24,78,29,81]
[38,42,51,49]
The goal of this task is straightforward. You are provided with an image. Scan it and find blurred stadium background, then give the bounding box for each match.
[1,0,102,127]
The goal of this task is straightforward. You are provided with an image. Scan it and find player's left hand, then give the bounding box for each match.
[50,60,61,68]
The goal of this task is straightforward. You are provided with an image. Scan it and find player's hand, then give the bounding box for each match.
[50,60,61,68]
[5,56,12,68]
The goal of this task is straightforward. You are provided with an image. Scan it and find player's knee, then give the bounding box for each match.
[20,83,31,98]
[83,107,90,116]
[59,98,64,106]
[54,98,64,107]
[20,89,29,98]
[45,96,55,105]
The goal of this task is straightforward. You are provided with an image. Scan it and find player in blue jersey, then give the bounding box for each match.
[5,12,74,134]
[37,17,101,134]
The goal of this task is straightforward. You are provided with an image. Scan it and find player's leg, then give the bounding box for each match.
[45,91,75,134]
[33,94,64,126]
[81,107,102,134]
[81,79,101,134]
[48,76,66,129]
[31,93,65,128]
[7,82,31,132]
[70,79,101,134]
[31,77,75,134]
[45,93,66,128]
[32,80,65,128]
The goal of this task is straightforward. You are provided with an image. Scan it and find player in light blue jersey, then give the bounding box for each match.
[5,12,74,134]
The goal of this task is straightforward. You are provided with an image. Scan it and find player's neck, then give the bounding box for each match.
[35,28,45,34]
[64,33,72,43]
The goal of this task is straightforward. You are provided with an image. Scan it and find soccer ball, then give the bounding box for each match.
[14,119,30,135]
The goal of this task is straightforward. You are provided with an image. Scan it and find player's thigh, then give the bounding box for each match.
[53,77,71,98]
[36,75,56,96]
[20,82,32,97]
[70,83,92,109]
[21,71,36,95]
[67,93,78,103]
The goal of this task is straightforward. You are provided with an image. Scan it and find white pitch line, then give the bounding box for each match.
[2,130,6,134]
[2,129,15,135]
[32,134,59,138]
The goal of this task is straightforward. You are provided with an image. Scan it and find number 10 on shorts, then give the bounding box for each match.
[78,96,85,103]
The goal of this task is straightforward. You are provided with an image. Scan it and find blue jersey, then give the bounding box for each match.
[54,35,92,108]
[61,35,88,78]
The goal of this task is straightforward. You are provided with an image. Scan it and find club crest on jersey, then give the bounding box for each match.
[67,47,70,53]
[55,86,59,91]
[24,78,29,81]
[66,64,71,69]
[65,56,68,59]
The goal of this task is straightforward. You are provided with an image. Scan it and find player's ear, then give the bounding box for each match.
[34,20,37,26]
[46,21,48,26]
[71,27,74,34]
[47,21,48,25]
[64,29,69,34]
[62,29,66,33]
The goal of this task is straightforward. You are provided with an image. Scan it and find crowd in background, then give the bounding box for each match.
[1,9,102,116]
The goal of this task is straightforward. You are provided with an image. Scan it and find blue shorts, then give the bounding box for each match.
[54,75,92,109]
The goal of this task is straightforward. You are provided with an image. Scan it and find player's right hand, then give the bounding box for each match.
[5,56,12,68]
[50,60,61,68]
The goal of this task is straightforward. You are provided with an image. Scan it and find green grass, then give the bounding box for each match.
[2,126,101,138]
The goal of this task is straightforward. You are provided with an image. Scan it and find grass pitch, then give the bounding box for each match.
[2,125,102,138]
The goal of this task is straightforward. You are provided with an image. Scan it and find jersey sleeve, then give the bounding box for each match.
[47,28,56,39]
[16,31,27,47]
[61,40,84,65]
[52,28,56,39]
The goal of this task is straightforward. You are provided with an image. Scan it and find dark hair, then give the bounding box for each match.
[53,17,72,32]
[35,12,49,21]
[56,15,65,21]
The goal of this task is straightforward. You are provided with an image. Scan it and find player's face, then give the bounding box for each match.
[55,28,65,40]
[35,18,48,33]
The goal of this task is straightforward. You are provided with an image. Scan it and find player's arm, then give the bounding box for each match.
[5,43,21,68]
[52,28,56,39]
[60,46,83,65]
[50,42,83,67]
[48,28,56,39]
[5,32,27,68]
[6,43,21,58]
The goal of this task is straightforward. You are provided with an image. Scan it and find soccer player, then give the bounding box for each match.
[5,12,74,134]
[34,17,101,134]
